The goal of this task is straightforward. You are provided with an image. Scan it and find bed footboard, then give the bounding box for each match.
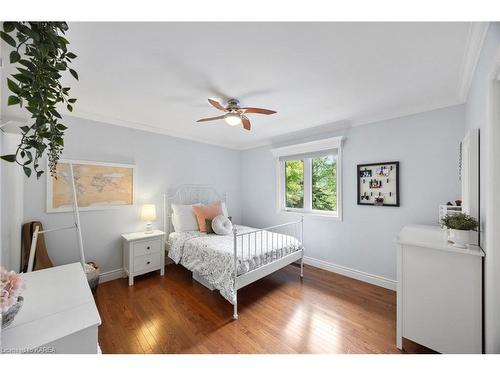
[232,217,304,320]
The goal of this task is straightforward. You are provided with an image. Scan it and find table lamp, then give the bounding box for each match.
[141,204,156,233]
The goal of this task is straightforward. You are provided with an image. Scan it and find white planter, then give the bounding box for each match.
[448,229,471,248]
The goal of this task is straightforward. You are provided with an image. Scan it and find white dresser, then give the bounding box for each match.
[395,225,484,353]
[1,263,101,354]
[121,230,165,286]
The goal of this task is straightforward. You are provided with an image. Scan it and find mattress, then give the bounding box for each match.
[167,225,302,303]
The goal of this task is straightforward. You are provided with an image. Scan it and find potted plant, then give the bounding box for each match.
[1,267,25,328]
[441,213,479,248]
[0,22,78,178]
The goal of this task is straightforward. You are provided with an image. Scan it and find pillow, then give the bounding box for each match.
[192,202,223,232]
[205,218,215,234]
[212,214,233,235]
[171,203,200,232]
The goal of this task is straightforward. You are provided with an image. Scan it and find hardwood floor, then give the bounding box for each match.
[95,263,401,354]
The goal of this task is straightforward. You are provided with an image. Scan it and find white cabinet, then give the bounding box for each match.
[121,230,165,286]
[0,263,101,354]
[396,225,484,353]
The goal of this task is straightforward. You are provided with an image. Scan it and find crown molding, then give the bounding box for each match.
[0,120,27,133]
[69,102,464,152]
[350,100,463,128]
[68,110,241,151]
[458,22,490,102]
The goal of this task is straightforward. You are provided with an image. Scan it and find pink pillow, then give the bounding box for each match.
[192,202,223,232]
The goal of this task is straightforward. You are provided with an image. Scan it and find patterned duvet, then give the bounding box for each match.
[167,225,302,303]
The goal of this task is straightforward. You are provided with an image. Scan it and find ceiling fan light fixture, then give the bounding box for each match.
[197,98,276,131]
[224,113,242,126]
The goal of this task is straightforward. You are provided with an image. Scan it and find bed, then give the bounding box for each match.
[163,185,304,319]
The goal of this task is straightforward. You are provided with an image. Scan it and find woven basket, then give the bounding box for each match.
[85,262,100,294]
[1,296,24,329]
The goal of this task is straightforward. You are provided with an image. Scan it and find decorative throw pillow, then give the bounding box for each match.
[205,219,215,234]
[211,214,233,235]
[192,202,223,232]
[171,203,200,232]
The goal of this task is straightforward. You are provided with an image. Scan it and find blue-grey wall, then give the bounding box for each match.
[22,105,465,285]
[464,22,500,354]
[23,116,242,274]
[465,22,500,248]
[240,105,465,282]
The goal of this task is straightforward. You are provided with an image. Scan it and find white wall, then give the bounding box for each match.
[0,43,3,271]
[240,105,465,283]
[465,22,500,247]
[1,133,24,272]
[0,130,3,270]
[23,115,242,275]
[464,22,500,354]
[21,105,464,284]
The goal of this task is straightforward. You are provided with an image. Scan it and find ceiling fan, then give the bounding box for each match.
[196,98,277,131]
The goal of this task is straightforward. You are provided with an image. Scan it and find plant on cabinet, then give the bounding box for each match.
[441,213,479,248]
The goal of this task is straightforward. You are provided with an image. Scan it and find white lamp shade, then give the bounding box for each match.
[141,204,157,221]
[224,113,242,126]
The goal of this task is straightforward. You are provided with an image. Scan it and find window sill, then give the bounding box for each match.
[278,209,342,221]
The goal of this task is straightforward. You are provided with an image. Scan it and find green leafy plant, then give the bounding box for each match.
[285,156,337,211]
[441,213,478,231]
[312,155,337,211]
[0,21,78,178]
[285,160,304,208]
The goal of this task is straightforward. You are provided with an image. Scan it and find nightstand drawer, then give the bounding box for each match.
[134,253,161,273]
[133,239,161,257]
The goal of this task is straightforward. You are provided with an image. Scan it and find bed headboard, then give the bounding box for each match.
[163,184,227,235]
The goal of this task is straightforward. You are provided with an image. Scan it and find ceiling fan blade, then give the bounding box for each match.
[208,98,227,111]
[196,115,225,122]
[241,107,276,115]
[241,116,251,131]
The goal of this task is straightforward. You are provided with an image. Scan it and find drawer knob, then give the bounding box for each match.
[147,246,150,250]
[147,261,151,265]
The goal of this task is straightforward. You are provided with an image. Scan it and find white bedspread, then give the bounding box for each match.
[167,225,302,303]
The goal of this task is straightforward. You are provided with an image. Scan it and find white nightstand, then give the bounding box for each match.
[121,230,166,286]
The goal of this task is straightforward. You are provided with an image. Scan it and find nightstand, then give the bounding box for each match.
[121,230,166,286]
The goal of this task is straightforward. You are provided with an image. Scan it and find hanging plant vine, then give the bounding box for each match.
[0,21,78,178]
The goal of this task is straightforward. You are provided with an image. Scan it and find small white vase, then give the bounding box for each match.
[449,229,471,248]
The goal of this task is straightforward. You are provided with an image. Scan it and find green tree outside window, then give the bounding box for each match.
[312,155,337,211]
[285,160,304,208]
[284,155,337,212]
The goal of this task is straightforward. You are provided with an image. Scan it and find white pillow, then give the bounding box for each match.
[212,214,233,235]
[171,203,200,232]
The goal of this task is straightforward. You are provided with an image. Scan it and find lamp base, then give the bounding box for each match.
[144,222,153,234]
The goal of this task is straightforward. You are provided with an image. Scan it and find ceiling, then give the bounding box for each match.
[0,22,484,149]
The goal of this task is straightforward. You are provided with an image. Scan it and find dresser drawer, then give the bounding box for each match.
[133,239,161,257]
[134,253,161,273]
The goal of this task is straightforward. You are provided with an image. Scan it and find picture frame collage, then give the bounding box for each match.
[357,161,400,207]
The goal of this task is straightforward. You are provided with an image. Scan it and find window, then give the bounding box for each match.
[312,154,337,211]
[272,136,343,219]
[285,160,304,208]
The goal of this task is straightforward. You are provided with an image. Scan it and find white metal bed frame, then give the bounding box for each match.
[163,184,304,319]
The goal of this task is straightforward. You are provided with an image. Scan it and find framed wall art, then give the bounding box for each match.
[47,159,135,213]
[357,161,399,207]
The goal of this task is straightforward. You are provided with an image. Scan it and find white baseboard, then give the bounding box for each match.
[97,260,397,290]
[302,256,397,291]
[99,268,125,284]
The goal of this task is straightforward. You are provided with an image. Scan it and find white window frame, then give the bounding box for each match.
[271,136,344,221]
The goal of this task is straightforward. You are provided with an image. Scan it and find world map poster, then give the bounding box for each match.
[47,160,134,212]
